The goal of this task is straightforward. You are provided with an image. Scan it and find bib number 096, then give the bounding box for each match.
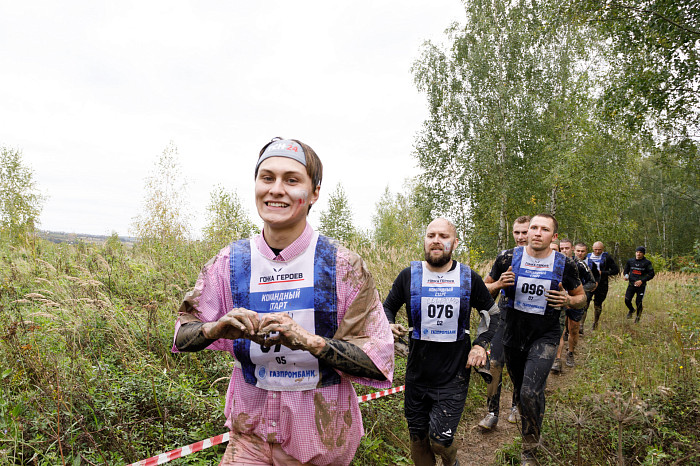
[521,283,546,296]
[427,303,454,319]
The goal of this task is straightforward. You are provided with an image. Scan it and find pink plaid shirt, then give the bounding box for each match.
[173,223,394,465]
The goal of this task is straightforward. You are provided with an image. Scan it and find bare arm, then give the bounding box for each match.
[546,283,587,309]
[484,266,514,297]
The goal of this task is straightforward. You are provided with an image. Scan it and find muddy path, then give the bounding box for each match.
[452,343,582,465]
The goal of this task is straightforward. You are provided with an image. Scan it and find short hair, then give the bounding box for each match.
[559,238,572,246]
[575,242,587,249]
[255,137,323,189]
[531,213,558,234]
[513,215,531,225]
[255,137,323,212]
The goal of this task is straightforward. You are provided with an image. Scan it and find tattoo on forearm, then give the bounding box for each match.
[175,321,215,352]
[316,338,386,381]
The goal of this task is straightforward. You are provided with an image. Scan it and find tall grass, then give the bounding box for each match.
[1,236,697,465]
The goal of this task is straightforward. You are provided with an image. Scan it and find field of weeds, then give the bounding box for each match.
[0,236,697,465]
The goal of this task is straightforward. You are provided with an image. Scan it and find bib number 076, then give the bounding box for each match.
[427,303,454,319]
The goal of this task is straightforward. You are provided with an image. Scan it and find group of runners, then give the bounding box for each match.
[170,137,655,466]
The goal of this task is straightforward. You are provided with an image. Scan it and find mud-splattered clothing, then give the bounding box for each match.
[383,261,497,386]
[172,223,394,466]
[489,247,581,351]
[384,260,496,446]
[490,247,581,449]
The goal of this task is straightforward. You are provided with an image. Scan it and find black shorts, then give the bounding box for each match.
[566,307,584,322]
[404,368,470,445]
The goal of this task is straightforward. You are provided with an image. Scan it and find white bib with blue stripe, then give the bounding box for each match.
[247,234,320,390]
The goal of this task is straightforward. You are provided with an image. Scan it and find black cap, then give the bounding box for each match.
[636,246,646,254]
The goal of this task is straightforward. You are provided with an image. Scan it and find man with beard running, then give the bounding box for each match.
[623,246,655,323]
[575,242,599,335]
[487,214,585,465]
[587,241,620,330]
[477,216,530,431]
[551,239,596,372]
[383,218,498,466]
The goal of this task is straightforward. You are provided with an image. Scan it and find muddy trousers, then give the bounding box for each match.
[487,321,516,415]
[504,340,558,451]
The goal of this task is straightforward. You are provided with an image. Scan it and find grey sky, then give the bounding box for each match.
[0,1,464,237]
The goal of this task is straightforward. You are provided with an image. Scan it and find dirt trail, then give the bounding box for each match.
[453,342,583,465]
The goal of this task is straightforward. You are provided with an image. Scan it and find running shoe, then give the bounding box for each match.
[478,412,498,431]
[507,406,520,423]
[551,358,562,374]
[626,311,634,319]
[635,315,640,323]
[566,351,575,367]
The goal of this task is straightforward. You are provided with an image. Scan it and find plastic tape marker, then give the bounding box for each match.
[127,385,406,466]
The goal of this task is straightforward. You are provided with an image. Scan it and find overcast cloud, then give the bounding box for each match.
[0,0,465,237]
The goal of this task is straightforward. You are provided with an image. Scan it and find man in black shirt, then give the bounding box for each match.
[478,215,530,431]
[486,214,585,466]
[623,246,655,322]
[552,239,596,372]
[384,218,498,466]
[587,241,620,330]
[574,242,599,335]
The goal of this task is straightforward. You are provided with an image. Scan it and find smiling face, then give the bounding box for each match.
[528,215,557,252]
[255,156,319,233]
[423,218,458,268]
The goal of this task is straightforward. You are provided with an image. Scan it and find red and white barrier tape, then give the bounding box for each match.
[357,384,405,403]
[127,385,406,466]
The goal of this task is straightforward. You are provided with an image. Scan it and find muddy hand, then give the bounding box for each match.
[390,323,408,338]
[545,283,569,308]
[204,308,260,340]
[498,266,515,288]
[466,345,487,368]
[258,312,323,353]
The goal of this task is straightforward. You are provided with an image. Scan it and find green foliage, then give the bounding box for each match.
[371,183,426,255]
[527,275,700,465]
[0,147,45,242]
[318,183,357,244]
[412,0,640,256]
[566,0,700,136]
[202,185,258,246]
[1,234,698,464]
[131,142,191,246]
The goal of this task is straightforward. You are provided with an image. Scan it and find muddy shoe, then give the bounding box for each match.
[626,311,634,319]
[566,351,575,367]
[507,406,520,423]
[478,412,498,431]
[551,358,562,374]
[635,315,641,323]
